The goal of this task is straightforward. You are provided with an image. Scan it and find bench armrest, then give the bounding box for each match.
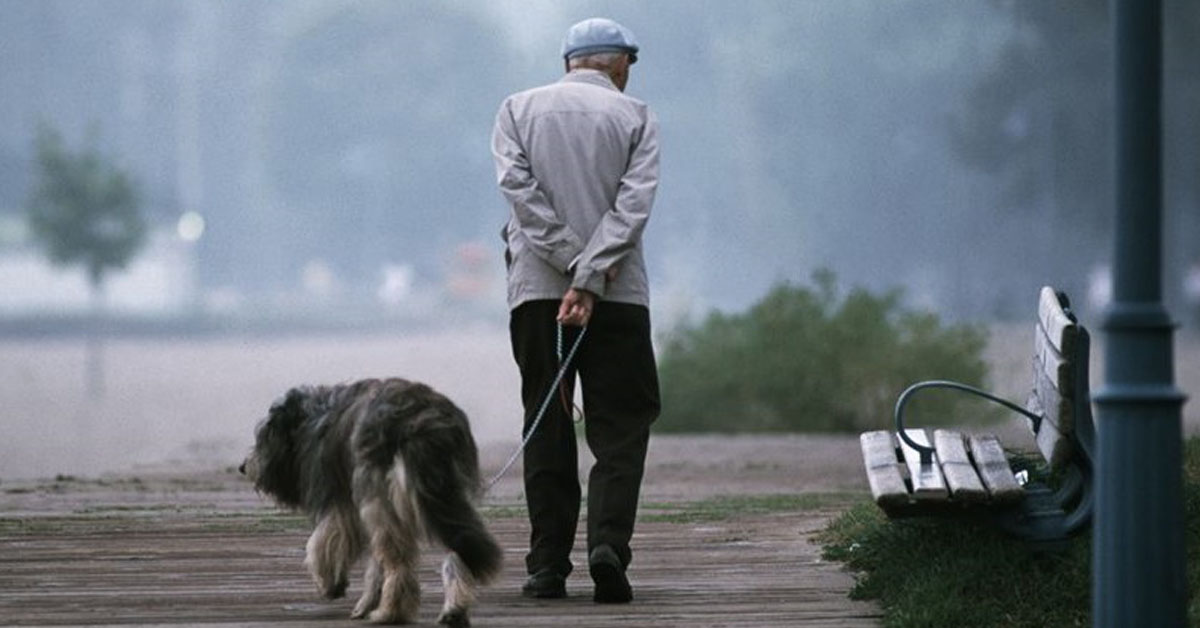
[894,380,1043,464]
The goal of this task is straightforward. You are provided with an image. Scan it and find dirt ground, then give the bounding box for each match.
[1,324,1196,481]
[0,433,869,516]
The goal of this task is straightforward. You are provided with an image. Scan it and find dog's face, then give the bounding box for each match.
[240,387,310,507]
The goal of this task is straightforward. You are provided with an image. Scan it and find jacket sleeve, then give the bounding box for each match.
[491,98,584,274]
[572,110,660,296]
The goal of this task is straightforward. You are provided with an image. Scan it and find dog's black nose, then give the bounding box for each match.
[238,461,246,475]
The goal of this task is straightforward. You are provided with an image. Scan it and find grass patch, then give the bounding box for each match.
[195,512,309,533]
[74,503,215,515]
[820,436,1200,627]
[818,501,1089,627]
[641,492,855,524]
[480,503,529,520]
[1,475,154,495]
[0,509,311,536]
[478,493,850,525]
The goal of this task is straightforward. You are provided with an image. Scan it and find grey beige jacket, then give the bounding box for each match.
[492,69,659,310]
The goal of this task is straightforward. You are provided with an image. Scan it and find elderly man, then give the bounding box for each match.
[491,17,660,604]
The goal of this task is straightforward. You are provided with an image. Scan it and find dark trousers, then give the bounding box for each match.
[509,300,660,577]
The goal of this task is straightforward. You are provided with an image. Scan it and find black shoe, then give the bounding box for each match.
[522,569,567,599]
[589,545,632,604]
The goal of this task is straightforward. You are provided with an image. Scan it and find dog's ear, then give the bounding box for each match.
[251,387,310,509]
[285,386,307,406]
[271,387,304,412]
[282,387,310,416]
[258,386,309,444]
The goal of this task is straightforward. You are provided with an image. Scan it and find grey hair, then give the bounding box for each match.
[567,51,627,70]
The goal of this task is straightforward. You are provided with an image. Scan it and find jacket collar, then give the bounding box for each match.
[559,69,618,92]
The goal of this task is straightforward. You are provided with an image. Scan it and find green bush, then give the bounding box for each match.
[655,269,992,432]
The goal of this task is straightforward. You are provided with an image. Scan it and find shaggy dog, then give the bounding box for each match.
[240,378,502,627]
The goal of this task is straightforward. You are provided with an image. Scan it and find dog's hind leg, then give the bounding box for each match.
[436,552,477,628]
[351,558,383,619]
[401,417,501,626]
[360,463,421,624]
[305,506,364,599]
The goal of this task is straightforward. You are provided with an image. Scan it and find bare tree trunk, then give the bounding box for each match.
[86,278,105,399]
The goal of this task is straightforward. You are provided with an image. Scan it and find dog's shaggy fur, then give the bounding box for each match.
[241,378,502,627]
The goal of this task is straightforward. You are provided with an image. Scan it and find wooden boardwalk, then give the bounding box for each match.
[0,435,880,626]
[0,510,878,627]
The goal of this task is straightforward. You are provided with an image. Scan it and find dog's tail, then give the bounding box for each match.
[400,410,503,585]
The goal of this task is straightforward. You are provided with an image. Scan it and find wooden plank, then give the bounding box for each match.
[1032,352,1075,468]
[967,434,1024,503]
[859,431,911,508]
[1037,286,1078,356]
[1034,320,1074,396]
[1033,345,1075,434]
[899,429,949,501]
[933,430,988,502]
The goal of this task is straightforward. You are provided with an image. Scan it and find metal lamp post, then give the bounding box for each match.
[1093,0,1188,625]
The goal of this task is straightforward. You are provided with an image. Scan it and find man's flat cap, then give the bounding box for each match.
[561,18,639,64]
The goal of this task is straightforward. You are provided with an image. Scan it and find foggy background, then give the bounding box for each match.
[0,1,1198,479]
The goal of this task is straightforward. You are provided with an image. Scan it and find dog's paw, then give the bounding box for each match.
[437,607,470,628]
[366,608,411,625]
[321,577,348,600]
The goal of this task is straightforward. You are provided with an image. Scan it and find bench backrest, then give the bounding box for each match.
[1028,286,1094,469]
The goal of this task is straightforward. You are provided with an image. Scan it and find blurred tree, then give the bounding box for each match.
[950,1,1199,312]
[949,2,1111,309]
[260,3,513,290]
[26,124,147,397]
[0,145,27,213]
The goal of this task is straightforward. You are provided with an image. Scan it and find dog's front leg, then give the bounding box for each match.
[351,558,383,619]
[368,567,420,625]
[305,508,361,599]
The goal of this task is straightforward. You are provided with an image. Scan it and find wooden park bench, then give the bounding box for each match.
[859,286,1095,541]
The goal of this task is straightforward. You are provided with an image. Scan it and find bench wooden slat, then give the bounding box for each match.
[1034,320,1074,397]
[859,430,910,508]
[899,429,949,500]
[1037,286,1079,356]
[967,434,1024,503]
[933,430,988,502]
[1033,338,1075,433]
[1031,359,1075,468]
